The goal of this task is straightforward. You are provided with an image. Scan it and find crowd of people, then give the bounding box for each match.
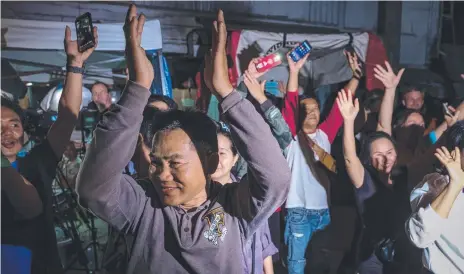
[1,4,463,274]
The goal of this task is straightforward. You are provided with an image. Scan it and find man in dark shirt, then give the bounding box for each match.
[1,25,98,273]
[76,5,291,273]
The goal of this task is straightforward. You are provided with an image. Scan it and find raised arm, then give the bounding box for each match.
[431,102,463,142]
[76,5,155,233]
[1,154,43,219]
[374,61,405,136]
[317,51,360,143]
[282,50,309,136]
[408,147,464,248]
[210,11,291,238]
[337,90,365,188]
[47,26,98,159]
[243,70,293,152]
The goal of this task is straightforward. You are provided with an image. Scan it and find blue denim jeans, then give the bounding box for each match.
[284,208,331,274]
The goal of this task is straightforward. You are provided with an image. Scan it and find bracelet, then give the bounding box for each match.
[67,65,85,75]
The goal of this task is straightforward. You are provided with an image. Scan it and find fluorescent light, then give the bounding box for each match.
[26,83,33,87]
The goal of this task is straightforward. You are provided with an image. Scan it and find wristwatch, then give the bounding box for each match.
[67,65,85,75]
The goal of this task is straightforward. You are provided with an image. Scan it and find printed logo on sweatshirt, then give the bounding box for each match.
[203,207,228,246]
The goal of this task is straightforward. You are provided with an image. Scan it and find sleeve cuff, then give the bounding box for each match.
[219,90,242,114]
[117,81,151,114]
[429,131,438,144]
[260,99,274,113]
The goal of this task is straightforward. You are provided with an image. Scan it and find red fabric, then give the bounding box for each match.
[228,30,241,88]
[282,91,299,137]
[365,32,388,91]
[194,30,242,112]
[318,102,343,144]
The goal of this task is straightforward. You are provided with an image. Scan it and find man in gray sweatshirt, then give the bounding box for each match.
[76,5,291,274]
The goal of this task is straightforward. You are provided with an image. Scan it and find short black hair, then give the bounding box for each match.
[359,131,397,167]
[147,94,178,110]
[151,109,218,174]
[401,84,425,99]
[393,109,424,128]
[90,81,110,93]
[446,120,464,152]
[1,96,25,126]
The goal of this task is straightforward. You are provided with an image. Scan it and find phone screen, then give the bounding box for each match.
[289,41,312,62]
[75,13,95,53]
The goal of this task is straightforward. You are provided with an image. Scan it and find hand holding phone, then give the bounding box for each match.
[75,12,96,53]
[443,102,453,117]
[289,41,312,62]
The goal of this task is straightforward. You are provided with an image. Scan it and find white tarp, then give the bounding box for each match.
[2,18,162,51]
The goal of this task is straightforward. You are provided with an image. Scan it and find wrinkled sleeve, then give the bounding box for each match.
[76,81,150,234]
[219,91,291,239]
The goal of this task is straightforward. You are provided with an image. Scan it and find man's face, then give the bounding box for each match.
[1,106,24,160]
[402,90,424,111]
[300,98,320,128]
[91,83,111,111]
[149,128,207,207]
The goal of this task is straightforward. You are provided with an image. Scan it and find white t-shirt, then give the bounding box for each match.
[285,129,331,209]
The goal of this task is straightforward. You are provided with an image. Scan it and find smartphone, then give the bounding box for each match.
[443,102,453,116]
[289,41,312,62]
[75,12,95,53]
[255,52,283,73]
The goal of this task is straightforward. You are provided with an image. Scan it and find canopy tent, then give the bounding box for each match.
[195,29,388,112]
[1,18,172,99]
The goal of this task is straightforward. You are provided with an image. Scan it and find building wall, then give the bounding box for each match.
[1,1,439,67]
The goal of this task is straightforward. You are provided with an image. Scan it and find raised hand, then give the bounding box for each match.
[243,70,267,104]
[336,89,358,121]
[435,146,464,188]
[211,10,233,98]
[124,4,154,89]
[344,50,363,79]
[247,58,266,79]
[287,46,309,73]
[374,61,405,90]
[64,25,98,67]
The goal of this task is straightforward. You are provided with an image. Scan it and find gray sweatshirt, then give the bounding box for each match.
[76,81,291,274]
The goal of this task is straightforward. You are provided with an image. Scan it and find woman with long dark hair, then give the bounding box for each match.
[336,62,423,273]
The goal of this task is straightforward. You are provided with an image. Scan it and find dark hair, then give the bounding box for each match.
[147,94,178,110]
[1,96,25,126]
[446,120,464,152]
[359,131,397,167]
[215,121,238,156]
[393,109,424,128]
[151,109,218,175]
[362,89,384,113]
[90,81,110,93]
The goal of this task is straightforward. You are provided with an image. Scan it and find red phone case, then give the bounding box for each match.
[255,53,282,73]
